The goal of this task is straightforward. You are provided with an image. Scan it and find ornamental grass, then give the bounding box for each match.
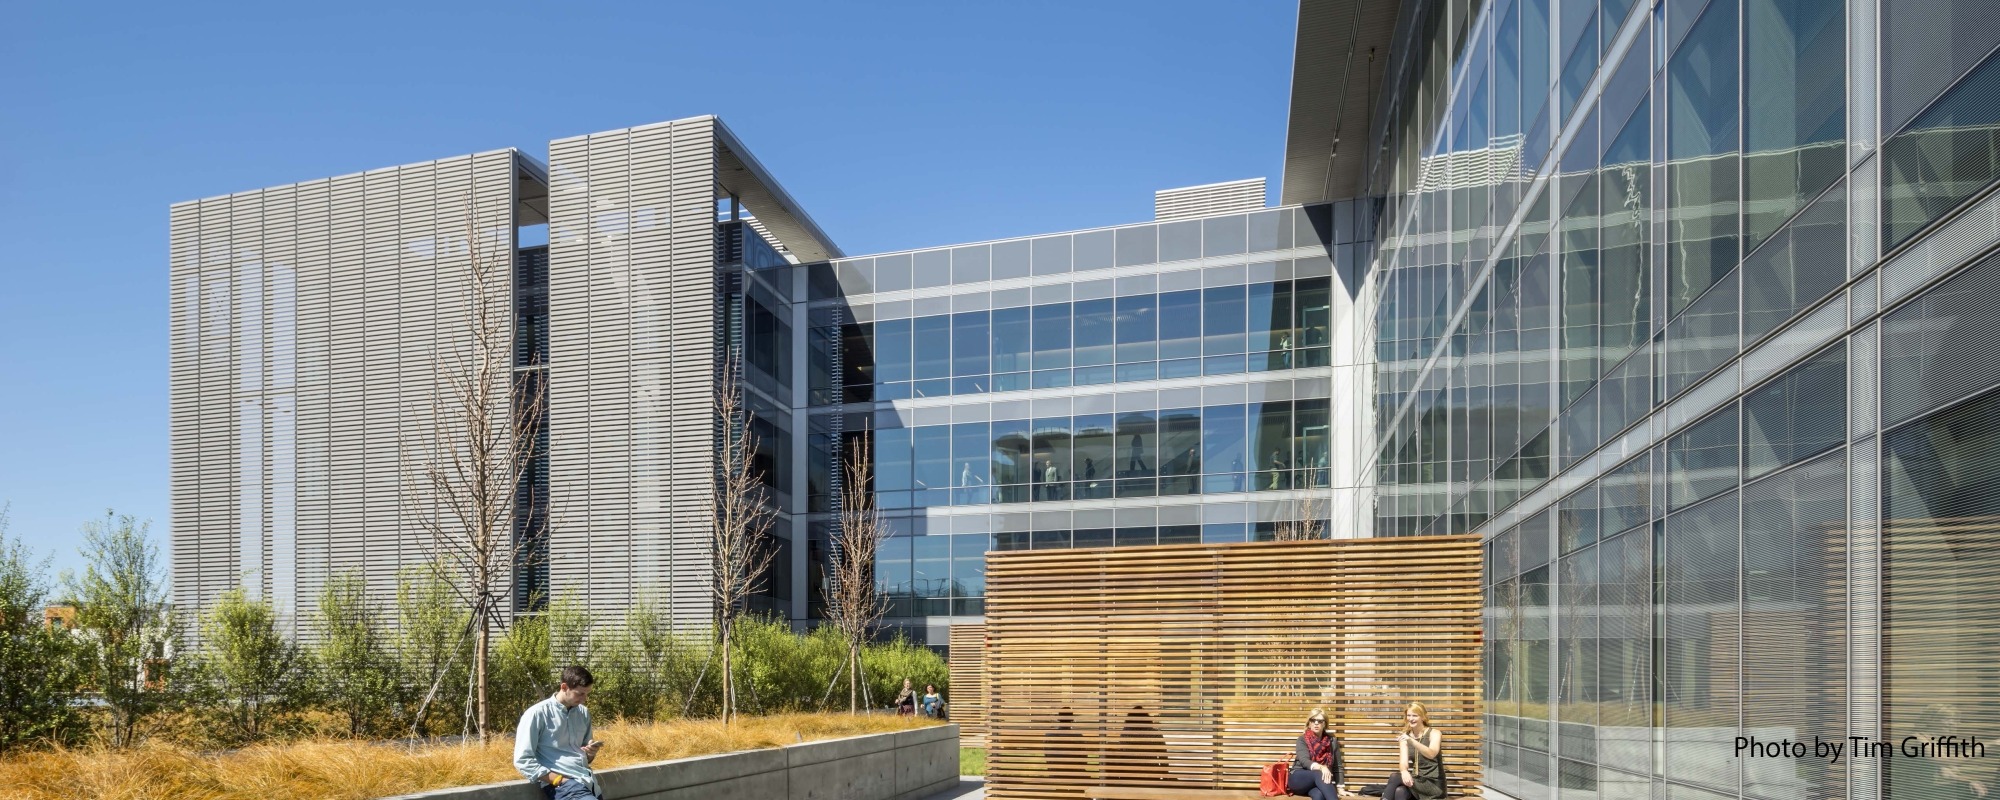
[0,713,935,800]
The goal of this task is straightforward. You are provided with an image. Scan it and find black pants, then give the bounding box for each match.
[1387,770,1429,800]
[1288,768,1340,800]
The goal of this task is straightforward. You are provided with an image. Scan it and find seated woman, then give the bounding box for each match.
[921,684,944,718]
[1288,707,1343,800]
[1390,702,1445,800]
[894,678,916,716]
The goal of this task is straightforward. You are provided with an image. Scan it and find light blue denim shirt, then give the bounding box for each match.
[513,693,596,792]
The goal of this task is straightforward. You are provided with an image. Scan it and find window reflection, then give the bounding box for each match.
[1117,411,1158,498]
[1159,408,1202,496]
[1741,0,1844,250]
[1201,404,1248,493]
[856,398,1335,509]
[1031,417,1072,501]
[829,276,1340,400]
[1882,48,2000,248]
[1074,415,1115,499]
[1665,0,1741,317]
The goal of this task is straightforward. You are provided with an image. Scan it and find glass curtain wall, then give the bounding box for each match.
[858,399,1332,511]
[1375,0,2000,795]
[834,277,1337,401]
[795,202,1365,634]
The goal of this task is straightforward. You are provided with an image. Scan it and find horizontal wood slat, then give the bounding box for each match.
[984,536,1483,800]
[951,623,989,747]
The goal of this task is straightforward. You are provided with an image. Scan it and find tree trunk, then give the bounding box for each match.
[474,594,490,739]
[849,642,860,713]
[720,622,733,725]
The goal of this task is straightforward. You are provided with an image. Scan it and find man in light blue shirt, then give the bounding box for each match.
[513,665,603,799]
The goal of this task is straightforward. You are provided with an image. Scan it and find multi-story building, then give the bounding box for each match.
[793,182,1378,622]
[169,151,546,626]
[169,0,2000,797]
[1349,0,2000,796]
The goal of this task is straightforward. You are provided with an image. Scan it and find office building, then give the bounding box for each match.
[169,0,2000,796]
[1348,0,2000,797]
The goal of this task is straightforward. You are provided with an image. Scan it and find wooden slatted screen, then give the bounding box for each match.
[984,536,1483,800]
[1883,515,2000,782]
[950,623,989,746]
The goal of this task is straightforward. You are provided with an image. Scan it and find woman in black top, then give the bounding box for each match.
[1390,702,1445,800]
[1288,707,1344,800]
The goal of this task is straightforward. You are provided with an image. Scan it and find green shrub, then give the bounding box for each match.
[395,565,469,737]
[488,602,552,726]
[313,572,400,738]
[861,632,948,711]
[0,507,89,752]
[198,588,316,743]
[733,616,847,713]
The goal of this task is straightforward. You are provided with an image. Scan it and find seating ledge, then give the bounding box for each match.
[1084,788,1377,800]
[1084,789,1267,800]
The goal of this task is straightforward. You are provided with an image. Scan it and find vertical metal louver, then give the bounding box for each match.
[546,118,721,631]
[167,152,522,640]
[513,245,551,612]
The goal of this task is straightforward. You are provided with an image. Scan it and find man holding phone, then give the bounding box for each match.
[513,665,604,798]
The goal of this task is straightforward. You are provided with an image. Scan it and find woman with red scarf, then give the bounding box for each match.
[1287,707,1344,799]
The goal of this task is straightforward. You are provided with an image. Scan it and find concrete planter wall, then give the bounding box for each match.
[384,724,959,800]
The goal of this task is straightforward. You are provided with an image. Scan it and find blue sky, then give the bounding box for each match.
[0,1,1299,584]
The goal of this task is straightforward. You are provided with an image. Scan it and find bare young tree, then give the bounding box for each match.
[407,193,547,740]
[1273,490,1329,542]
[709,355,778,725]
[823,436,890,712]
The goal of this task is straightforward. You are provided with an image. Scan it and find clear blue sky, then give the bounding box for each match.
[0,1,1299,585]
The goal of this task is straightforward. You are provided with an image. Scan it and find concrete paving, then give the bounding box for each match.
[919,776,986,800]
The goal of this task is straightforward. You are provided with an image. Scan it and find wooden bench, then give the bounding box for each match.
[1085,788,1371,800]
[1085,789,1266,800]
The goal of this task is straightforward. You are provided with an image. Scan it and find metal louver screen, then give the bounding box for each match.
[1154,178,1267,221]
[514,245,549,366]
[168,152,519,639]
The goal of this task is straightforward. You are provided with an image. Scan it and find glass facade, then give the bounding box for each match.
[722,219,799,615]
[853,398,1332,510]
[1362,0,2000,797]
[710,2,2000,795]
[835,275,1336,401]
[171,4,2000,770]
[773,200,1378,636]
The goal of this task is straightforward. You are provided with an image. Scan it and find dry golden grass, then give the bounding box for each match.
[4,714,937,800]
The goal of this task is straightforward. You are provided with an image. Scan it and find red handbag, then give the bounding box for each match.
[1259,761,1290,796]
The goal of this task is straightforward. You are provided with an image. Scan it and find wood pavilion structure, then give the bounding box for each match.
[977,535,1483,800]
[949,622,989,746]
